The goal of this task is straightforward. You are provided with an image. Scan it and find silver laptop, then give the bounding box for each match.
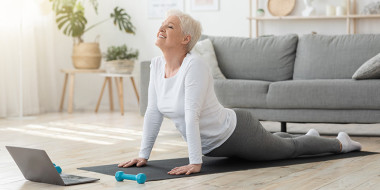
[6,146,99,186]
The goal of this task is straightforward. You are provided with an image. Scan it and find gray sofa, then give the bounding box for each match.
[139,34,380,132]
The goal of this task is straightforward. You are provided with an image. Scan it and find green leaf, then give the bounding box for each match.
[57,18,68,29]
[75,2,84,12]
[89,0,99,14]
[55,4,87,38]
[63,24,70,35]
[50,0,76,12]
[110,7,136,34]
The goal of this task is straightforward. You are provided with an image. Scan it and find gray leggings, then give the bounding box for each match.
[205,109,341,161]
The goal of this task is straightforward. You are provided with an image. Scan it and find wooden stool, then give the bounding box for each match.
[95,73,139,115]
[60,69,105,113]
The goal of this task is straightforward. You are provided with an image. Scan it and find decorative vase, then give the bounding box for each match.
[336,6,346,16]
[257,9,265,16]
[72,42,102,69]
[302,0,315,16]
[105,59,135,74]
[326,5,336,16]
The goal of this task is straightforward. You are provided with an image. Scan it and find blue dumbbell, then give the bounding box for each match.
[115,171,146,184]
[53,163,62,174]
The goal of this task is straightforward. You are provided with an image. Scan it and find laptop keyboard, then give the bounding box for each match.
[61,174,96,185]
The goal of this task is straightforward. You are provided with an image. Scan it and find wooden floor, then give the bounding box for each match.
[1,111,380,190]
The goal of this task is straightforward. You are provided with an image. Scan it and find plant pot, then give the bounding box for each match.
[72,42,102,69]
[105,59,135,74]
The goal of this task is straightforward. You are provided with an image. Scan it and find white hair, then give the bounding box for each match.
[166,10,202,52]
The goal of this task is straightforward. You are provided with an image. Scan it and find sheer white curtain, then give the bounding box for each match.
[0,0,59,118]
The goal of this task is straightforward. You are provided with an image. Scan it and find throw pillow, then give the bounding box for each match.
[352,52,380,80]
[191,39,226,79]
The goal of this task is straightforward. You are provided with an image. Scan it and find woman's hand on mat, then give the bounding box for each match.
[168,164,202,175]
[118,158,147,168]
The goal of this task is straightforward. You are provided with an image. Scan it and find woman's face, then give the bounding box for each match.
[155,15,188,51]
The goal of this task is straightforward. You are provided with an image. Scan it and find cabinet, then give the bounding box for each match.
[248,0,380,38]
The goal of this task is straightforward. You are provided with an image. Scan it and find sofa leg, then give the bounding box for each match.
[281,122,287,132]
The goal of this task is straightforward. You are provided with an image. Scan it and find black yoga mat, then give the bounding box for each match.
[78,151,377,181]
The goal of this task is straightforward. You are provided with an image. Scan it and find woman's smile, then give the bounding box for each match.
[158,33,166,39]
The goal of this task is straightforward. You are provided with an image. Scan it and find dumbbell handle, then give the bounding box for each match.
[120,173,136,180]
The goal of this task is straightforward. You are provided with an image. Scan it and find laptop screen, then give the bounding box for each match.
[6,146,65,186]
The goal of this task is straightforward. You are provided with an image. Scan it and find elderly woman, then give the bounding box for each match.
[118,10,362,175]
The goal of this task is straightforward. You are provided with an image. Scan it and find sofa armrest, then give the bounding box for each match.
[139,61,151,116]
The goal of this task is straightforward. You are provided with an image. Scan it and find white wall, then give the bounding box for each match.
[53,0,380,112]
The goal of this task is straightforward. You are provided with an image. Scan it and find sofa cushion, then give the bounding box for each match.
[202,34,298,82]
[266,79,380,109]
[191,39,226,79]
[294,34,380,80]
[214,79,270,108]
[352,52,380,80]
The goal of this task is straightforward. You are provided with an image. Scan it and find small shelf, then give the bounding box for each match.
[249,0,380,37]
[248,14,380,21]
[349,14,380,18]
[248,16,348,20]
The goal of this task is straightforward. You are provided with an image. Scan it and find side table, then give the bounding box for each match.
[59,69,105,113]
[95,73,139,115]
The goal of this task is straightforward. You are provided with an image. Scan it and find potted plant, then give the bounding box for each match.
[104,44,139,74]
[49,0,136,69]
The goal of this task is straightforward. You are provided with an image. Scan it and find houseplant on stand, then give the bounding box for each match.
[50,0,136,69]
[104,44,139,74]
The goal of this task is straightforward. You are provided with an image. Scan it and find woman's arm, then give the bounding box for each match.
[119,62,163,168]
[167,59,209,175]
[139,62,164,160]
[184,59,209,164]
